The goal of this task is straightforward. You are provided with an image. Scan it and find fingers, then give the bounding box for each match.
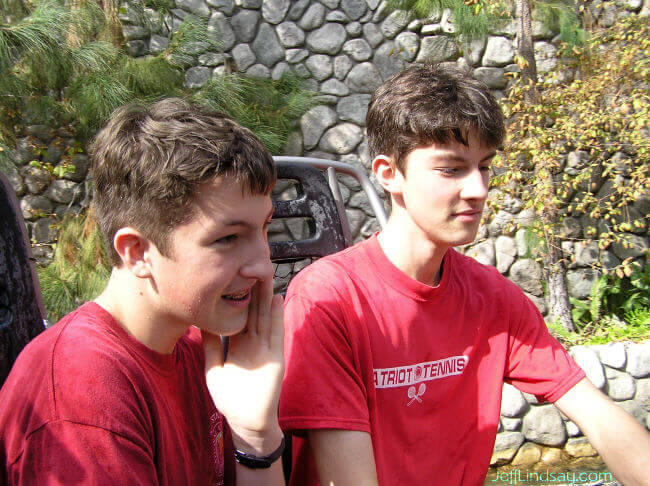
[269,293,284,353]
[256,277,274,343]
[202,330,225,370]
[246,282,260,336]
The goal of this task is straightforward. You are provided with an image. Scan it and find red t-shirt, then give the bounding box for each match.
[0,302,235,485]
[279,235,584,486]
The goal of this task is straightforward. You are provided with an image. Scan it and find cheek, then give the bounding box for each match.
[173,258,232,299]
[203,259,242,293]
[406,180,449,209]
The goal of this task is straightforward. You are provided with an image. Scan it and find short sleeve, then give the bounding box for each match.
[279,279,371,435]
[7,421,159,485]
[505,292,585,403]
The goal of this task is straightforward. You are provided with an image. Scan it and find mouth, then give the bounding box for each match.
[221,288,252,302]
[454,209,482,217]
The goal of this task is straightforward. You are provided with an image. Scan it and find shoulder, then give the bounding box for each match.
[449,248,501,280]
[2,303,118,399]
[449,249,526,297]
[293,240,367,282]
[286,239,370,300]
[0,304,150,463]
[5,304,156,429]
[445,249,538,325]
[282,242,376,342]
[50,306,145,383]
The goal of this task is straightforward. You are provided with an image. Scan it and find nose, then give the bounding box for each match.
[240,232,273,282]
[460,167,489,201]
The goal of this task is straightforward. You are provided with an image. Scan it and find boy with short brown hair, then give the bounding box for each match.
[1,98,286,485]
[279,65,650,486]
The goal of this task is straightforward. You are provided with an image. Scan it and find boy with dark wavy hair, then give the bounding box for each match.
[1,99,286,485]
[280,65,649,485]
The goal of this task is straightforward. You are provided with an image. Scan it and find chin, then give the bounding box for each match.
[436,233,476,248]
[198,316,248,337]
[455,235,478,246]
[451,229,480,246]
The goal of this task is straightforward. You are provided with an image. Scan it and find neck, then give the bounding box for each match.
[377,210,449,287]
[95,269,188,354]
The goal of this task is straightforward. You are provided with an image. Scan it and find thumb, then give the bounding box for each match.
[202,330,225,370]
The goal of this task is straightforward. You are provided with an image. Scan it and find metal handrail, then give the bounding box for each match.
[273,156,388,230]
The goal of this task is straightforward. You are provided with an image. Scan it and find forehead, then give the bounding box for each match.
[184,176,272,228]
[405,136,496,165]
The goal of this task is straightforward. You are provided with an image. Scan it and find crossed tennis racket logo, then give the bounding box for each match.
[407,383,427,406]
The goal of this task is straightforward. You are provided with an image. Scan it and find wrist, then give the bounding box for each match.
[234,435,285,469]
[230,424,284,456]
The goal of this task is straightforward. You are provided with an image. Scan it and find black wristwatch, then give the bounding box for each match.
[234,436,285,469]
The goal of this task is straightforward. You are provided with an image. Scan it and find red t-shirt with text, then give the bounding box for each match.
[280,235,584,485]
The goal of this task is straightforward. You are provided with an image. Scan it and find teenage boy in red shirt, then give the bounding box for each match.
[0,99,286,485]
[279,64,650,485]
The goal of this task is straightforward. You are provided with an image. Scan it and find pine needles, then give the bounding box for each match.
[534,1,587,47]
[386,0,584,45]
[192,73,316,154]
[0,0,315,162]
[386,0,510,42]
[1,0,316,320]
[37,211,111,323]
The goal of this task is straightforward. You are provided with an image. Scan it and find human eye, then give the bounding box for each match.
[480,154,496,173]
[437,167,459,176]
[214,234,238,245]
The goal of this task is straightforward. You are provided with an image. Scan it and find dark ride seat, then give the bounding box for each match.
[0,172,46,387]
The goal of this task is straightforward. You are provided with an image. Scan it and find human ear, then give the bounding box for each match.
[372,155,404,196]
[113,228,153,278]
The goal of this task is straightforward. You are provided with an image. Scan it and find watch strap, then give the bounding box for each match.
[234,436,285,469]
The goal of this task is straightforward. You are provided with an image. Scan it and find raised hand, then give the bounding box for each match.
[202,277,284,455]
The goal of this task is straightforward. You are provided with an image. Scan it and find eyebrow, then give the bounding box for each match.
[433,151,497,164]
[221,207,274,228]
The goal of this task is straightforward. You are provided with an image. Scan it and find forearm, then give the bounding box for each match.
[574,403,649,486]
[555,378,650,486]
[235,460,284,486]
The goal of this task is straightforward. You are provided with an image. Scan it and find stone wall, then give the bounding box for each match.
[3,131,91,263]
[492,341,650,468]
[7,0,647,307]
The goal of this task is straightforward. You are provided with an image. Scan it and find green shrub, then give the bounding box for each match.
[1,0,315,165]
[571,266,650,327]
[551,266,650,345]
[192,73,316,154]
[37,212,110,323]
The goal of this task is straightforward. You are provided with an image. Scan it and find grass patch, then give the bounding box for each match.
[549,308,650,346]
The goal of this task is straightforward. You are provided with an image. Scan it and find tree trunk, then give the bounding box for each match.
[100,0,124,47]
[538,163,575,333]
[517,0,574,332]
[545,235,576,332]
[517,0,538,87]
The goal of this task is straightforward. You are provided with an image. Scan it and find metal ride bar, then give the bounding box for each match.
[273,156,388,232]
